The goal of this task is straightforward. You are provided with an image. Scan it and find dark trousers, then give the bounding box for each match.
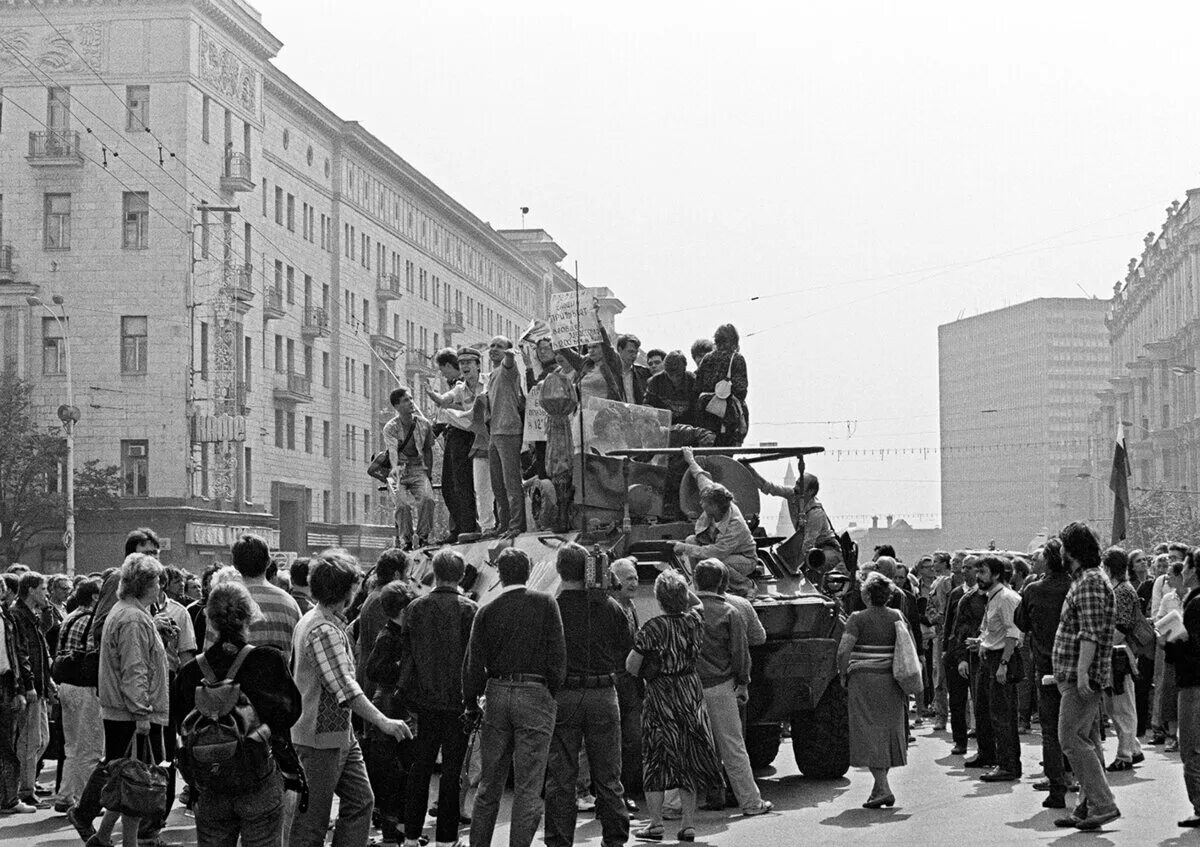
[980,650,1021,774]
[1016,644,1037,722]
[945,653,970,748]
[363,724,414,834]
[615,673,643,795]
[78,721,171,838]
[1135,654,1154,736]
[443,428,478,537]
[0,699,21,808]
[1038,680,1069,799]
[544,686,629,847]
[405,708,469,843]
[968,653,996,761]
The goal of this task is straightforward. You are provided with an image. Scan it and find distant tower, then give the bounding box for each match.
[774,461,797,537]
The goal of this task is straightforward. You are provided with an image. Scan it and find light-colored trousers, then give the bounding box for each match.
[702,679,762,811]
[55,683,103,805]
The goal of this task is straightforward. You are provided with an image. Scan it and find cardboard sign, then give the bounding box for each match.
[524,384,548,443]
[549,292,602,348]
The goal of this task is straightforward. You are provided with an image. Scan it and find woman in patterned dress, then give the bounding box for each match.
[625,570,722,842]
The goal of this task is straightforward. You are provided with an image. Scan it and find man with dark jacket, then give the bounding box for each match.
[399,550,478,847]
[11,573,53,808]
[1017,539,1073,808]
[948,557,992,764]
[463,548,565,847]
[615,334,651,405]
[0,577,31,814]
[942,576,972,755]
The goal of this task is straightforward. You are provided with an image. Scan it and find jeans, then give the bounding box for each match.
[443,428,478,537]
[1107,674,1142,762]
[1179,687,1200,815]
[545,686,628,847]
[968,653,995,761]
[702,680,762,810]
[17,696,48,796]
[615,673,643,795]
[945,653,970,748]
[393,465,435,542]
[0,699,20,808]
[981,650,1020,774]
[405,708,470,843]
[55,683,104,805]
[194,769,284,847]
[1058,682,1116,816]
[291,741,374,847]
[473,456,495,533]
[488,435,526,535]
[470,680,555,847]
[363,724,413,834]
[1038,680,1069,797]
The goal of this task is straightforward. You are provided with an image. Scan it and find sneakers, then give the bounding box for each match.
[742,799,773,816]
[0,800,36,815]
[576,794,597,812]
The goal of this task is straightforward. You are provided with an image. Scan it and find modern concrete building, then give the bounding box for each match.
[938,298,1109,550]
[0,0,608,570]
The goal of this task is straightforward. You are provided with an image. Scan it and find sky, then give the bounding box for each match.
[253,0,1200,529]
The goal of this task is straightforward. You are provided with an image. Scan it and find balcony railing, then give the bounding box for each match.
[301,307,330,338]
[263,286,285,320]
[370,332,403,358]
[273,371,312,404]
[0,246,13,282]
[27,131,84,166]
[405,348,435,375]
[443,308,465,335]
[221,151,254,191]
[228,263,254,300]
[376,272,402,301]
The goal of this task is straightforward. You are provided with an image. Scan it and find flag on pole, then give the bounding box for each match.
[1109,422,1131,544]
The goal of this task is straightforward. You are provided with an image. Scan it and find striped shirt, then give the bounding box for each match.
[205,580,301,660]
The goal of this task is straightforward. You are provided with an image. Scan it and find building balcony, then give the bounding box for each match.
[27,131,84,166]
[0,246,13,283]
[375,272,402,302]
[273,372,312,404]
[220,151,254,192]
[301,307,330,339]
[405,348,436,377]
[227,263,255,313]
[443,308,465,336]
[370,333,403,359]
[262,286,285,321]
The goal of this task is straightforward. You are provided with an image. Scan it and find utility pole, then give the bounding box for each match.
[28,294,76,576]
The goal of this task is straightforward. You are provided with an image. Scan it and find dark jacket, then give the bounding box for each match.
[0,606,28,701]
[402,586,478,713]
[946,586,988,666]
[646,371,698,424]
[1166,586,1200,688]
[463,587,565,702]
[1016,572,1072,676]
[364,619,407,717]
[623,363,651,405]
[695,348,749,434]
[12,602,51,696]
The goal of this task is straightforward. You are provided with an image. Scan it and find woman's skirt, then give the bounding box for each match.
[847,667,908,769]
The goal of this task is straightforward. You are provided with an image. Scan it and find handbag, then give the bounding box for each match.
[51,611,99,688]
[891,618,924,697]
[703,353,735,419]
[101,735,169,818]
[1128,613,1157,660]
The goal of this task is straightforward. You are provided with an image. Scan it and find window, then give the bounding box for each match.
[286,411,296,450]
[47,87,69,130]
[286,266,295,304]
[199,321,209,380]
[362,428,370,461]
[286,194,295,232]
[244,336,252,391]
[44,193,70,250]
[322,351,330,387]
[41,317,65,375]
[322,489,330,522]
[274,334,284,373]
[303,344,313,380]
[244,447,252,501]
[362,363,369,397]
[125,85,149,131]
[304,416,313,453]
[120,316,148,374]
[261,179,267,216]
[202,95,210,143]
[323,420,330,457]
[274,186,282,225]
[275,409,285,448]
[121,440,149,497]
[122,192,149,248]
[320,214,327,250]
[302,202,309,240]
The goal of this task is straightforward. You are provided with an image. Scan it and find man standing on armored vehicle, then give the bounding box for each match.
[744,464,843,573]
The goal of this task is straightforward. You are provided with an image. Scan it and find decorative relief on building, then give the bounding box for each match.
[0,24,102,75]
[199,28,257,112]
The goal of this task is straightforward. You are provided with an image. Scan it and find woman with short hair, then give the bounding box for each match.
[288,549,414,847]
[694,323,748,446]
[625,570,722,842]
[173,581,301,846]
[838,571,909,808]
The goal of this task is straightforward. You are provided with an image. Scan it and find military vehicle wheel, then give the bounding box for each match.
[791,679,849,779]
[745,723,781,771]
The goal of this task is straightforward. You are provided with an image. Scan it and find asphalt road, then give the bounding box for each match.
[0,719,1192,846]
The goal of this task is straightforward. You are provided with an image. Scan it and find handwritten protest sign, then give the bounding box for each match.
[549,292,602,348]
[523,384,549,443]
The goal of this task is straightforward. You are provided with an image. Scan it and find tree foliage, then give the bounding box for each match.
[0,371,121,565]
[1124,486,1200,550]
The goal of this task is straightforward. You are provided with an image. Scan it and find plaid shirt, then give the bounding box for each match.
[307,608,363,708]
[56,608,93,656]
[1052,567,1114,690]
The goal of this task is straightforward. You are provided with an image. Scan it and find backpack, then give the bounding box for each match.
[178,645,275,795]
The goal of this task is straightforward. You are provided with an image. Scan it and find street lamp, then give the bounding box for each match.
[27,294,77,576]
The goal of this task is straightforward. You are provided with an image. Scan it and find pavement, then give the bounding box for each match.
[0,718,1193,846]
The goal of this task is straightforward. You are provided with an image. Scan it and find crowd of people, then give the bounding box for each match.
[394,314,751,548]
[0,522,783,846]
[838,525,1200,831]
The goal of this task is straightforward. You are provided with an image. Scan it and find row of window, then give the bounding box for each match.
[273,409,336,456]
[41,315,146,375]
[12,192,151,251]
